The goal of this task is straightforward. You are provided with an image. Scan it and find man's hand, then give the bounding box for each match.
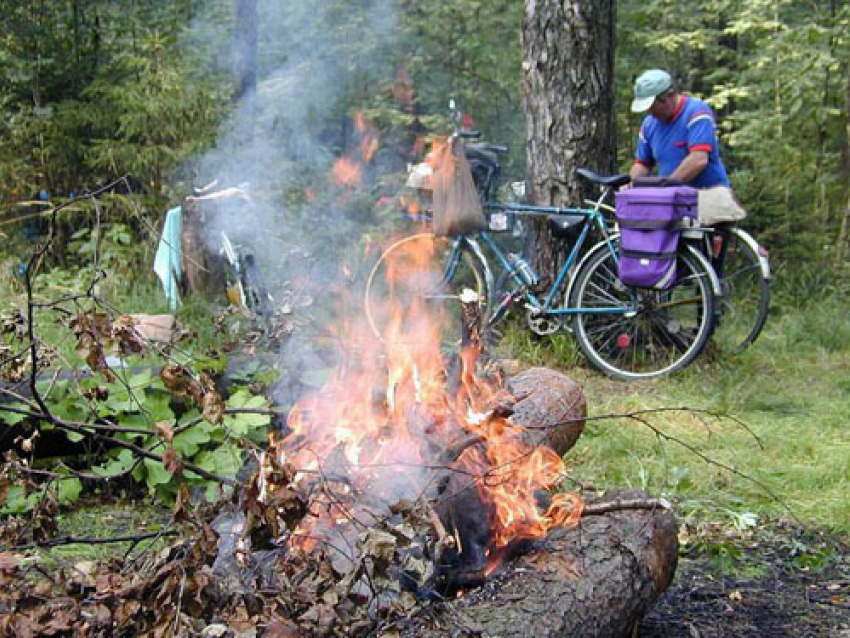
[629,163,651,182]
[626,162,651,189]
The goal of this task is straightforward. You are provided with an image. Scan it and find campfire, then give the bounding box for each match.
[237,239,583,599]
[204,231,678,637]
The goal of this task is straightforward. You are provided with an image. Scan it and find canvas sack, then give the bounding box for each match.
[430,138,487,237]
[698,186,747,225]
[615,186,698,289]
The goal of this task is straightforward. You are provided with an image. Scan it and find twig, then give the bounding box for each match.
[23,176,134,418]
[581,497,671,517]
[438,435,485,464]
[623,412,799,524]
[29,411,237,486]
[0,529,179,552]
[524,406,763,450]
[7,461,136,484]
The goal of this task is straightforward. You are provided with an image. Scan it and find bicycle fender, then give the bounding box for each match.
[731,227,771,280]
[460,236,495,303]
[683,243,723,298]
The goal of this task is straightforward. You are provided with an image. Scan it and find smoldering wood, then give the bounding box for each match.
[402,490,679,638]
[429,367,587,588]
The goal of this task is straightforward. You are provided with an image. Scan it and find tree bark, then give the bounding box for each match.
[402,491,678,638]
[507,367,586,456]
[521,0,617,285]
[181,198,225,298]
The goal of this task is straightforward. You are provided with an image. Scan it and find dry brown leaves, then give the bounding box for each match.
[69,311,149,379]
[0,445,441,636]
[160,364,225,425]
[0,338,28,383]
[0,455,59,546]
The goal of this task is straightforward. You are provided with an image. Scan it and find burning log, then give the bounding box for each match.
[401,490,678,638]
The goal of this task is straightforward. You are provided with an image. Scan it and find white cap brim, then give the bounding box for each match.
[631,95,656,113]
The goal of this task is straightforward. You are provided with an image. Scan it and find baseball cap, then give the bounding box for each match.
[631,69,673,113]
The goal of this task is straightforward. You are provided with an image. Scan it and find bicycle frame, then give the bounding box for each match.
[443,195,627,321]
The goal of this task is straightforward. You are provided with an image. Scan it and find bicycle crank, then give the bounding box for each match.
[527,310,561,336]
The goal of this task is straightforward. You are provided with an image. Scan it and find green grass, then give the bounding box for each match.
[35,499,172,566]
[495,293,850,536]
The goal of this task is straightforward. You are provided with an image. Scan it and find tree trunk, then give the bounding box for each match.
[402,491,678,638]
[181,198,225,298]
[521,0,617,285]
[835,60,850,266]
[234,0,258,101]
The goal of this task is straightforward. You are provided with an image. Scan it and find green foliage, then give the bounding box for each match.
[0,359,274,512]
[0,0,230,211]
[2,476,83,516]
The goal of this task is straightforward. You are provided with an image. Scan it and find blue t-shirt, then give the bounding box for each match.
[635,96,730,188]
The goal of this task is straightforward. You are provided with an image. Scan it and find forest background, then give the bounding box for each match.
[1,0,847,270]
[0,0,849,545]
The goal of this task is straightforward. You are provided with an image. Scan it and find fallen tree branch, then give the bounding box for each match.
[0,529,180,552]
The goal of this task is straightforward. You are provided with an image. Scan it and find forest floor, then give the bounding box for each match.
[640,521,850,637]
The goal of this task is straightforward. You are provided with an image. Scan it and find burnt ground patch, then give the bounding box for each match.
[641,523,850,637]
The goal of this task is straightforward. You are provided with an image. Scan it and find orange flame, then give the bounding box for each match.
[266,225,581,574]
[355,111,379,165]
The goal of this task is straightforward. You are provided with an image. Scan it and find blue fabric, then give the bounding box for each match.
[153,206,183,311]
[635,96,730,189]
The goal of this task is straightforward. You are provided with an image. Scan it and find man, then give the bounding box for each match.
[628,69,745,223]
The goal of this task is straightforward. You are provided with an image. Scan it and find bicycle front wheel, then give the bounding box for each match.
[570,246,715,380]
[712,229,770,354]
[365,233,491,350]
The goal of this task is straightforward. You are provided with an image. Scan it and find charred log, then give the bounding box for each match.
[402,491,678,638]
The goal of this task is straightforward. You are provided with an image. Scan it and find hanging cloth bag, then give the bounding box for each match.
[430,138,487,237]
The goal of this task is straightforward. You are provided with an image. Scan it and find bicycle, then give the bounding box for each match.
[219,229,275,325]
[187,182,275,326]
[366,101,770,378]
[366,164,723,380]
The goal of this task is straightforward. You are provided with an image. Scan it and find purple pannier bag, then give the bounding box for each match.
[614,186,698,289]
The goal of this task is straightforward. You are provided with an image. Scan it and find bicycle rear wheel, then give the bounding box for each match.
[712,228,770,354]
[570,246,715,380]
[365,233,491,350]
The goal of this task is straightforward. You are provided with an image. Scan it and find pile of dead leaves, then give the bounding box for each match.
[0,456,445,637]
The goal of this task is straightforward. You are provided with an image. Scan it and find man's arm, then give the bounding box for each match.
[669,150,708,184]
[629,162,651,182]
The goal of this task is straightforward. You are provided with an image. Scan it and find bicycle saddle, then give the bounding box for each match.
[576,168,630,188]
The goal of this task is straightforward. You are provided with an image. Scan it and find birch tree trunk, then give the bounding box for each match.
[521,0,617,284]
